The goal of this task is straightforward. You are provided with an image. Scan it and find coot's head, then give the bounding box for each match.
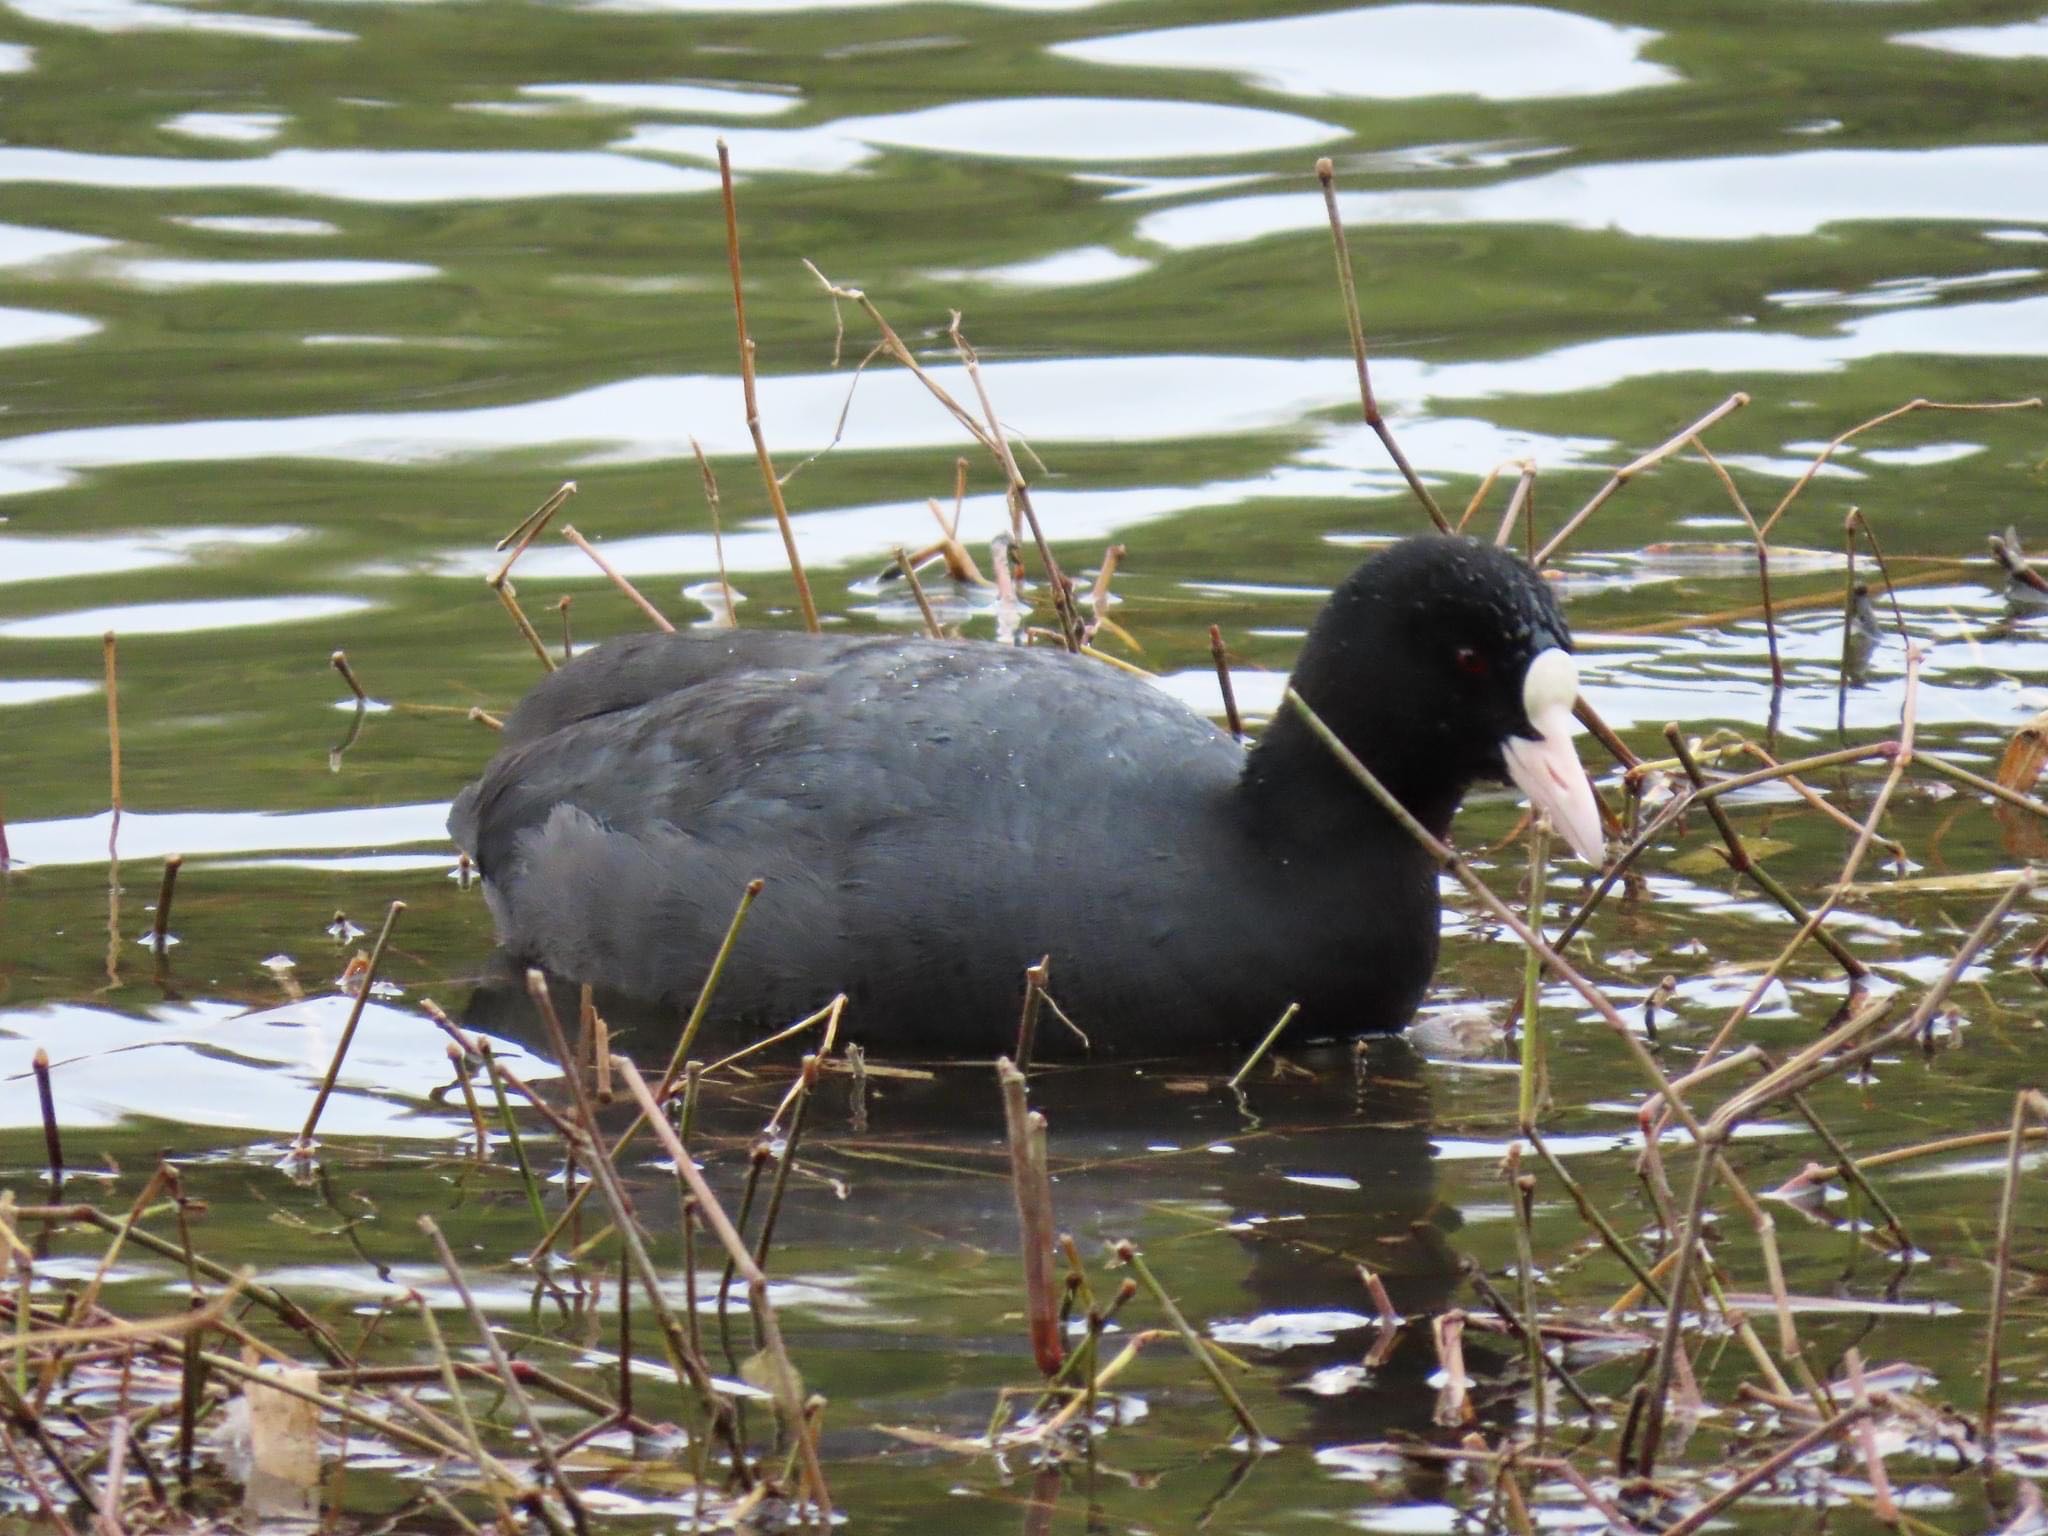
[1283,535,1604,863]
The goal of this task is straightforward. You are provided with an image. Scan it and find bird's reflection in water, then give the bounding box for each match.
[463,965,1511,1516]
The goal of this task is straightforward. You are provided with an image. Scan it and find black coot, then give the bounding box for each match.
[448,534,1602,1056]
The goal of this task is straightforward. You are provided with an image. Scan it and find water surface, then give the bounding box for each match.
[2,1,2046,1529]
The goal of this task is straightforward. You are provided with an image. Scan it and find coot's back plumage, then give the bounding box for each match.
[449,536,1600,1056]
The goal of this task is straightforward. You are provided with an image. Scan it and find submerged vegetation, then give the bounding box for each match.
[5,148,2048,1536]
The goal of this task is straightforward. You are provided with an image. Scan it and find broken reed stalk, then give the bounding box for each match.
[1086,543,1125,619]
[1665,726,1868,981]
[422,1217,589,1535]
[148,855,181,958]
[493,579,556,672]
[295,900,404,1155]
[1689,436,1782,693]
[1524,1126,1664,1303]
[32,1050,61,1197]
[481,1041,549,1236]
[103,632,120,857]
[1517,820,1550,1129]
[1843,1349,1899,1523]
[511,880,768,1264]
[1313,158,1448,533]
[1491,460,1536,552]
[1208,625,1244,742]
[1533,393,1748,567]
[749,1053,822,1274]
[502,994,754,1491]
[947,314,1082,652]
[1681,647,1922,1082]
[446,1043,489,1159]
[667,878,764,1090]
[1661,1403,1875,1536]
[12,1204,345,1364]
[1780,1123,2048,1193]
[1227,1002,1299,1091]
[485,484,576,672]
[1283,689,1711,1144]
[561,526,674,633]
[691,437,740,627]
[493,481,577,574]
[1758,394,2043,540]
[1982,1088,2048,1456]
[999,1060,1064,1377]
[1013,959,1049,1070]
[554,595,574,662]
[1114,1241,1263,1445]
[1846,506,1909,643]
[614,1057,830,1518]
[717,140,819,636]
[413,1297,522,1526]
[1506,1160,1545,1444]
[892,548,943,639]
[330,648,367,707]
[1636,875,2032,1465]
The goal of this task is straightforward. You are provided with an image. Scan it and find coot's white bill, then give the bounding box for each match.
[1501,647,1604,865]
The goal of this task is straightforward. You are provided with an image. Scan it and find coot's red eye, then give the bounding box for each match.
[1455,647,1488,678]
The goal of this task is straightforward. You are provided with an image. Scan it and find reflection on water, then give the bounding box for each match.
[1,1,2046,1528]
[1052,4,1679,102]
[1140,144,2048,245]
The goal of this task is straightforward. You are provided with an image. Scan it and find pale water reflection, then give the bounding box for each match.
[1,4,2045,1529]
[1053,4,1679,102]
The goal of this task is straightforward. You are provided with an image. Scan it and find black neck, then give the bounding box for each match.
[1234,565,1472,845]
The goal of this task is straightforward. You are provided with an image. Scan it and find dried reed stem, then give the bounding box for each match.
[493,481,577,571]
[1284,689,1707,1141]
[421,1216,589,1534]
[295,900,404,1154]
[1000,1060,1063,1377]
[31,1051,61,1198]
[103,632,120,857]
[1759,395,2042,540]
[1689,436,1782,693]
[691,438,739,627]
[892,548,942,638]
[1982,1088,2048,1455]
[1666,726,1867,979]
[148,856,181,958]
[1227,1002,1299,1091]
[1535,393,1748,566]
[562,525,674,633]
[1314,158,1448,533]
[948,314,1081,651]
[1660,1403,1874,1536]
[1115,1241,1264,1444]
[1209,625,1244,742]
[1492,461,1536,552]
[718,140,818,635]
[615,1057,831,1517]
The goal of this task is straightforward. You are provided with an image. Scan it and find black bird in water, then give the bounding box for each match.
[449,534,1602,1056]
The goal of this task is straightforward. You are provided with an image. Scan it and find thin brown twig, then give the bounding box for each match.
[1759,395,2043,540]
[1535,393,1748,566]
[691,438,739,627]
[295,900,405,1154]
[561,526,674,633]
[1314,158,1448,533]
[1982,1088,2048,1456]
[892,548,943,639]
[718,140,819,635]
[103,632,120,857]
